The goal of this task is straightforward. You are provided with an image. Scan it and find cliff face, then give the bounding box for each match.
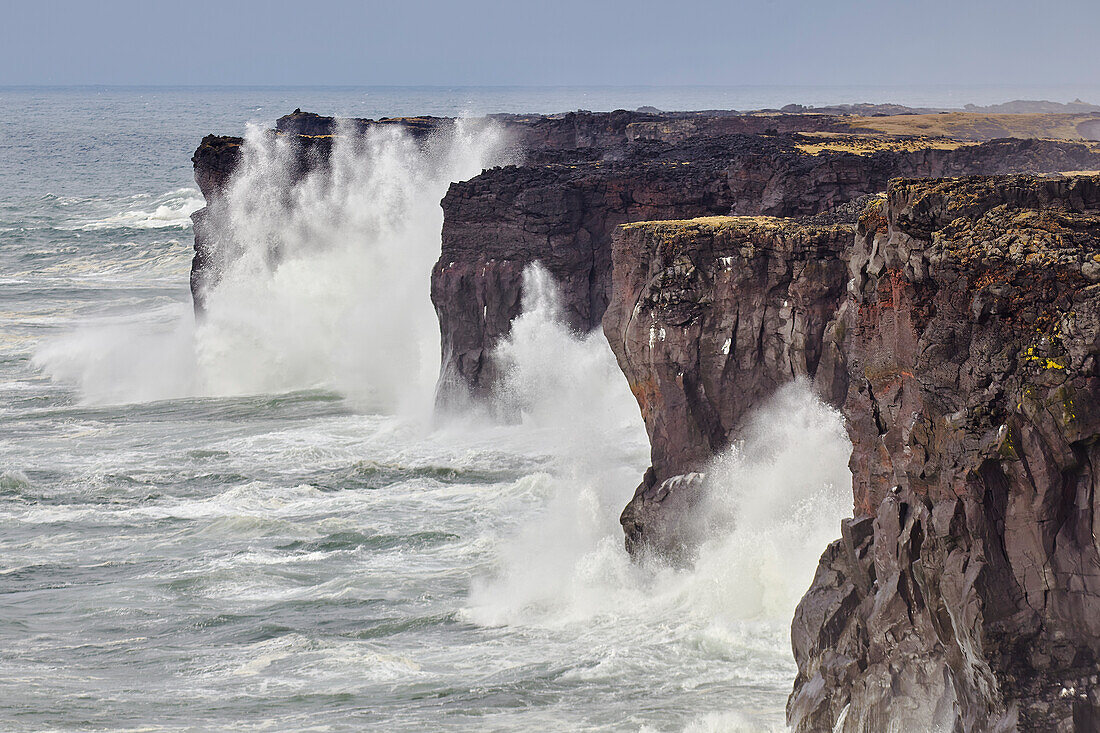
[433,136,1100,407]
[603,174,1100,730]
[431,144,739,407]
[789,175,1100,732]
[190,134,243,306]
[189,130,333,312]
[601,217,853,554]
[726,138,1100,217]
[189,110,1100,417]
[186,108,1100,728]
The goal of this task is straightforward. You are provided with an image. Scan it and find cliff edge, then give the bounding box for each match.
[790,174,1100,732]
[603,174,1100,730]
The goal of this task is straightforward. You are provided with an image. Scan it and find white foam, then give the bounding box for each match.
[34,122,512,408]
[679,711,786,733]
[63,188,205,231]
[465,271,850,695]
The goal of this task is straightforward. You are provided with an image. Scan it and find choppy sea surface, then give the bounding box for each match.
[0,85,1081,732]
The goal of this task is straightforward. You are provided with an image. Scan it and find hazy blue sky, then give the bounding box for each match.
[2,0,1098,87]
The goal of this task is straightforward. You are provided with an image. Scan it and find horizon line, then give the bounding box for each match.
[2,83,1099,92]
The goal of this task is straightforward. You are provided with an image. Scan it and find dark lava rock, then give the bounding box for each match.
[604,173,1100,731]
[788,174,1100,732]
[601,216,853,555]
[434,137,1100,408]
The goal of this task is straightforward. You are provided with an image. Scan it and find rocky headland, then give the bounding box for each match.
[789,174,1100,732]
[602,215,853,554]
[191,105,1100,731]
[429,126,1100,407]
[606,175,1100,730]
[191,108,1100,392]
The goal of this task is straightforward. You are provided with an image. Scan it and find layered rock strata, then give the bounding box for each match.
[604,174,1100,730]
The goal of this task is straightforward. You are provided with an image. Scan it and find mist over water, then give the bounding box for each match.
[3,89,854,732]
[35,120,512,412]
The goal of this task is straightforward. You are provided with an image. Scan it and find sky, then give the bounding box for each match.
[2,0,1099,88]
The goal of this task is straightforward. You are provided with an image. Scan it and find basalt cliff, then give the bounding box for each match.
[191,108,1100,407]
[604,175,1100,731]
[191,107,1100,731]
[432,129,1100,407]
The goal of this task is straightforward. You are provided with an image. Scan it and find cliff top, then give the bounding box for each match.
[886,172,1100,239]
[879,174,1100,294]
[793,133,977,156]
[617,217,855,254]
[841,111,1100,141]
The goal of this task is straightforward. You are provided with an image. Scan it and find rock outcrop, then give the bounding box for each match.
[789,174,1100,732]
[186,106,1100,729]
[603,174,1100,730]
[189,130,333,312]
[190,109,1100,406]
[601,216,853,554]
[431,143,739,407]
[433,136,1100,407]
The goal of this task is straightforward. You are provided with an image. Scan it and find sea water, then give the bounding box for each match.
[0,84,1038,731]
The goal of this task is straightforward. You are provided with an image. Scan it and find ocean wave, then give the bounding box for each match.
[60,188,204,232]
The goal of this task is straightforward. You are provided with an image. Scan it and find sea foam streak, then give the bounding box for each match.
[35,120,511,410]
[63,189,206,231]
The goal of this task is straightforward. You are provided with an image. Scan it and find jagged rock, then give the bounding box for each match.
[433,136,1100,407]
[606,173,1100,730]
[788,174,1100,732]
[601,216,853,554]
[189,111,1100,401]
[432,151,736,408]
[617,471,708,560]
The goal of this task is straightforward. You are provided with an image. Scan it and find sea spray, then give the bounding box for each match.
[63,188,206,232]
[466,267,850,726]
[464,262,651,625]
[25,113,851,730]
[490,262,647,462]
[682,381,851,623]
[34,120,512,410]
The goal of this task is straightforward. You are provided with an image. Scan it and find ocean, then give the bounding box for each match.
[0,85,1077,732]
